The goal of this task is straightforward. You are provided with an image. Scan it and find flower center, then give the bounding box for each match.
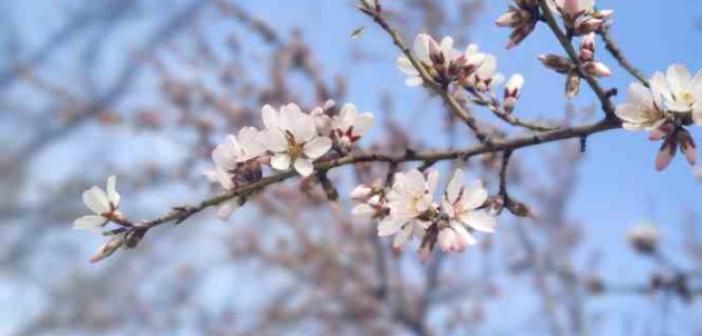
[680,90,695,105]
[285,131,304,161]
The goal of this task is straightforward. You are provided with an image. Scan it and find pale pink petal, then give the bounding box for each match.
[106,175,120,207]
[293,158,314,177]
[303,137,332,159]
[83,187,110,214]
[73,215,107,230]
[270,154,291,171]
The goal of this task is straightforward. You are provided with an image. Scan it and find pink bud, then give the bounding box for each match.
[655,137,677,171]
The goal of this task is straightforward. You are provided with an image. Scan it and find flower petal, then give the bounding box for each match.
[73,215,107,230]
[303,137,332,159]
[82,186,110,214]
[462,210,497,233]
[293,158,314,177]
[106,175,120,207]
[270,154,291,171]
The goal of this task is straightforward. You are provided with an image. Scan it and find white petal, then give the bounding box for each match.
[106,175,120,206]
[293,158,314,177]
[82,186,110,214]
[452,222,478,245]
[392,224,413,248]
[413,34,431,62]
[666,64,692,93]
[270,154,291,171]
[351,204,375,219]
[378,218,404,237]
[397,56,419,75]
[263,130,288,152]
[262,104,279,130]
[462,210,497,233]
[303,137,332,159]
[444,169,463,204]
[426,169,439,195]
[405,77,424,87]
[73,215,107,230]
[354,113,374,136]
[463,180,488,209]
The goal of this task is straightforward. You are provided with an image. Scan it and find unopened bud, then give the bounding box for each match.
[579,33,596,62]
[582,62,611,77]
[627,224,659,254]
[565,71,581,99]
[573,16,604,35]
[538,54,573,74]
[503,73,525,113]
[89,234,126,263]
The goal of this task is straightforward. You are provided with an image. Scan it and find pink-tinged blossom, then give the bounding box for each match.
[379,169,439,248]
[260,104,332,177]
[439,169,497,253]
[330,103,374,148]
[397,34,486,87]
[74,175,121,230]
[650,65,702,123]
[504,73,525,112]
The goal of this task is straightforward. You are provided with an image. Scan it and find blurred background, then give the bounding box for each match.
[1,0,701,335]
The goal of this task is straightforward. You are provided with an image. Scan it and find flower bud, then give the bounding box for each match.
[579,33,596,62]
[627,224,659,254]
[573,16,604,35]
[565,71,581,99]
[503,74,525,113]
[582,62,611,77]
[538,54,573,74]
[90,234,126,263]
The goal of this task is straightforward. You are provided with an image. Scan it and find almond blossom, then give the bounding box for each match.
[548,0,612,35]
[615,83,666,131]
[650,65,702,123]
[261,104,332,177]
[379,169,439,248]
[397,34,486,87]
[438,169,497,252]
[463,54,504,92]
[616,65,702,171]
[74,175,121,230]
[330,103,374,149]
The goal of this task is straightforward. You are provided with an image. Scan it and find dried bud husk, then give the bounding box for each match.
[627,225,659,254]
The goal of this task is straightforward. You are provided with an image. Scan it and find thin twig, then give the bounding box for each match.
[599,28,649,87]
[537,0,616,118]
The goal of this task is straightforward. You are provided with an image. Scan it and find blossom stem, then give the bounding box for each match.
[138,118,620,231]
[537,0,616,118]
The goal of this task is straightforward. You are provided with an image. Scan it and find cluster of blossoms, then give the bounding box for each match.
[351,168,498,254]
[539,32,610,98]
[496,0,612,49]
[205,101,374,218]
[397,33,525,112]
[616,65,702,171]
[548,0,612,36]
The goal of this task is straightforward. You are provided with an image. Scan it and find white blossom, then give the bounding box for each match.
[260,103,332,177]
[615,82,666,131]
[208,127,266,190]
[330,103,374,148]
[74,175,121,230]
[465,54,504,92]
[439,169,496,252]
[379,169,439,248]
[650,65,702,124]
